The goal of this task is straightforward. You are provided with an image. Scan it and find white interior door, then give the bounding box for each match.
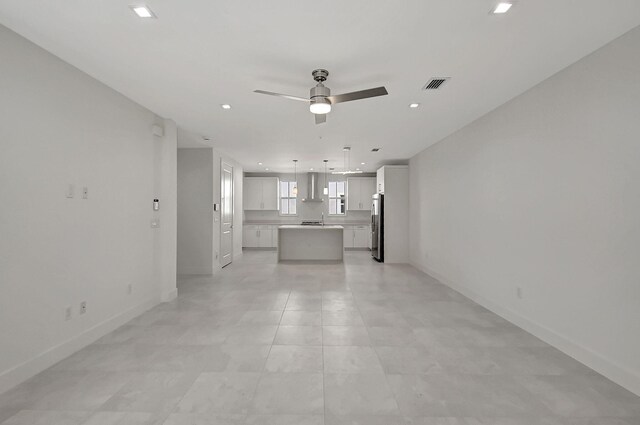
[221,162,233,267]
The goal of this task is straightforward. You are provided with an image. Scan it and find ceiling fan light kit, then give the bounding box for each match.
[310,98,331,114]
[255,68,388,125]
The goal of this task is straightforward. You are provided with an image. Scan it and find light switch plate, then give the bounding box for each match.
[66,184,75,198]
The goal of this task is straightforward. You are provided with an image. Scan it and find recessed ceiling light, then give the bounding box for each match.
[361,162,365,165]
[310,168,314,171]
[409,103,420,108]
[492,2,513,14]
[130,5,156,18]
[258,162,263,165]
[265,168,269,171]
[221,104,232,110]
[356,168,361,171]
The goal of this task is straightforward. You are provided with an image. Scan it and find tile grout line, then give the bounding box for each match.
[352,281,405,418]
[243,282,291,419]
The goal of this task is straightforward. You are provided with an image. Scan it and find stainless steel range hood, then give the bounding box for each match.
[302,172,324,202]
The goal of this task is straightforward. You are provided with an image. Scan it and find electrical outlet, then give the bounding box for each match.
[82,186,88,199]
[80,301,87,315]
[516,287,523,299]
[127,284,133,295]
[65,306,72,321]
[151,219,160,228]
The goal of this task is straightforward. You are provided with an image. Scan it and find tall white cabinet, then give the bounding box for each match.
[377,165,409,263]
[244,177,279,210]
[347,177,376,211]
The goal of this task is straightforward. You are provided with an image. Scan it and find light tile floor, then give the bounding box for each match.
[1,250,639,424]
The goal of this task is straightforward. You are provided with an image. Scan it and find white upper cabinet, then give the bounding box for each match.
[260,178,279,210]
[244,179,262,210]
[361,178,376,208]
[244,177,279,210]
[347,177,376,211]
[376,167,385,194]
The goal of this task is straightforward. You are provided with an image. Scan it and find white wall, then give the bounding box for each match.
[177,149,214,274]
[0,25,177,393]
[409,26,640,395]
[177,147,243,275]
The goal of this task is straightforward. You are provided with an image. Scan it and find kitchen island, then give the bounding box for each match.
[278,225,344,262]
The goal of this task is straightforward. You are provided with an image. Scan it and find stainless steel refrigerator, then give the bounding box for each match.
[371,193,384,262]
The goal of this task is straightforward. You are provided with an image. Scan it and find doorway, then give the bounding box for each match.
[221,161,233,267]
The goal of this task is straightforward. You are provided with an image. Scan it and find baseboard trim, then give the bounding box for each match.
[0,297,158,395]
[176,267,213,275]
[161,288,178,302]
[410,260,640,397]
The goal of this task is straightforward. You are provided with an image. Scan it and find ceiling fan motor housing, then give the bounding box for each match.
[310,83,330,100]
[311,69,331,105]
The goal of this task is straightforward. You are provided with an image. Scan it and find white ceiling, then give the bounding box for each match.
[1,1,639,172]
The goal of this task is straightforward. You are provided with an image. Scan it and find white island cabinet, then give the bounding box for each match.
[278,225,344,262]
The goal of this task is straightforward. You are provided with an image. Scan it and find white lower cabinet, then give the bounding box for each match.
[258,226,273,248]
[353,226,370,248]
[243,225,260,247]
[243,225,277,248]
[343,225,371,249]
[343,226,354,248]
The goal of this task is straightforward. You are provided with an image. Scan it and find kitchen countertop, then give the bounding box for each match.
[244,221,369,226]
[278,225,344,230]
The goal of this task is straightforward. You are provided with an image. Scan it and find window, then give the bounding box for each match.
[328,181,346,215]
[280,181,297,215]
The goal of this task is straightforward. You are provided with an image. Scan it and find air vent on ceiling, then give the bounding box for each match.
[423,77,450,90]
[371,148,381,152]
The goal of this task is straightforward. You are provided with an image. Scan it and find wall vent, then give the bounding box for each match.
[423,77,450,90]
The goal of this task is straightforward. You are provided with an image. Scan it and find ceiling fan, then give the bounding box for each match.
[254,69,388,125]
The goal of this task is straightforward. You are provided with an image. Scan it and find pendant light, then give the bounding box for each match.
[323,160,329,195]
[292,160,298,196]
[331,146,363,175]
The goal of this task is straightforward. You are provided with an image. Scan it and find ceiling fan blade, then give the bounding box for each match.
[254,90,309,102]
[315,114,327,125]
[327,86,388,104]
